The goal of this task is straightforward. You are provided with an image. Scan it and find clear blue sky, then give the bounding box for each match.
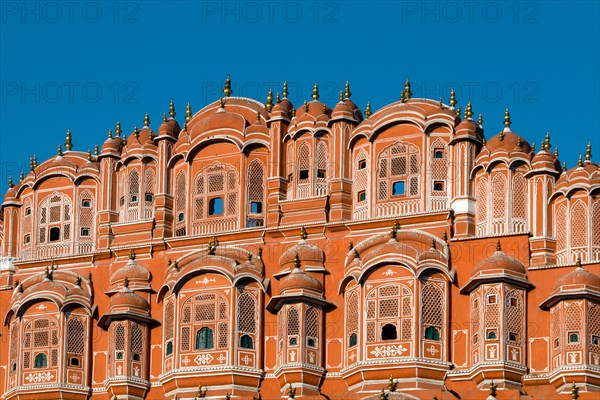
[1,1,598,189]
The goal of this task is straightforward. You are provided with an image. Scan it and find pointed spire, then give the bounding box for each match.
[283,80,288,98]
[390,220,400,238]
[344,80,352,99]
[482,136,486,146]
[339,90,343,102]
[439,97,443,108]
[256,111,261,123]
[496,240,502,252]
[456,106,461,118]
[571,381,579,400]
[7,176,13,188]
[442,230,448,242]
[499,130,505,142]
[465,101,473,119]
[312,82,319,100]
[403,79,412,99]
[449,88,456,108]
[365,101,372,119]
[276,92,281,103]
[293,253,301,270]
[223,74,232,97]
[19,170,24,183]
[516,136,522,148]
[116,120,122,137]
[563,160,567,171]
[585,141,592,161]
[489,380,497,398]
[219,97,225,109]
[291,107,296,118]
[265,87,273,112]
[29,157,34,171]
[123,277,129,288]
[431,239,436,249]
[144,112,150,127]
[129,248,136,260]
[94,144,99,156]
[57,144,63,157]
[531,142,535,152]
[163,113,167,122]
[504,107,511,129]
[108,129,113,139]
[555,146,559,157]
[65,128,73,151]
[87,149,92,161]
[478,112,483,126]
[186,102,192,121]
[133,125,139,139]
[576,256,582,268]
[400,90,406,102]
[303,100,308,112]
[544,132,551,150]
[33,155,38,168]
[169,99,176,118]
[578,154,583,167]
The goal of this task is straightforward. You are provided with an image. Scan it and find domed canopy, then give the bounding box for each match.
[461,241,532,294]
[279,264,323,295]
[541,260,600,309]
[110,251,151,288]
[484,129,532,154]
[109,286,150,313]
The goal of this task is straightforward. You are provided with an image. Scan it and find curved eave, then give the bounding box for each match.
[184,134,244,162]
[285,124,332,141]
[539,289,600,310]
[460,274,534,295]
[98,311,159,329]
[266,293,336,313]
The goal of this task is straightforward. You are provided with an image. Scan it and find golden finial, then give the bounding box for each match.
[449,88,456,108]
[182,121,188,132]
[287,384,296,398]
[133,125,139,139]
[94,144,99,157]
[496,240,502,252]
[303,100,308,112]
[265,87,273,112]
[207,236,219,255]
[76,275,82,287]
[339,90,343,102]
[516,136,522,148]
[390,220,399,238]
[504,107,511,128]
[291,107,296,118]
[489,380,497,397]
[257,247,263,258]
[578,154,583,167]
[563,161,567,171]
[388,375,396,392]
[431,239,436,249]
[456,106,461,118]
[312,82,319,100]
[186,102,192,121]
[65,128,73,151]
[283,80,288,98]
[129,248,136,260]
[571,381,579,399]
[499,130,505,142]
[276,93,281,103]
[439,97,443,108]
[293,253,301,270]
[123,277,129,288]
[223,74,232,97]
[400,90,406,103]
[256,112,261,123]
[144,112,150,127]
[322,104,327,114]
[379,388,387,400]
[544,132,551,150]
[57,144,63,157]
[403,79,412,99]
[300,226,308,240]
[219,97,225,109]
[478,112,483,126]
[348,242,354,251]
[44,266,51,280]
[585,141,592,161]
[555,147,559,157]
[33,155,38,168]
[163,113,167,122]
[169,99,176,118]
[116,120,122,137]
[442,230,448,242]
[8,176,13,188]
[87,149,92,161]
[345,80,352,98]
[19,170,24,183]
[365,101,372,119]
[108,129,113,139]
[29,157,34,171]
[531,142,535,152]
[465,101,473,119]
[576,256,582,268]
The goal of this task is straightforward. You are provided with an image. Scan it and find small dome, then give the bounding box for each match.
[485,129,532,154]
[279,267,323,294]
[158,118,181,139]
[110,257,151,287]
[552,265,600,293]
[531,149,560,171]
[127,127,154,148]
[454,118,480,140]
[101,137,122,155]
[470,245,527,278]
[279,239,324,268]
[109,287,150,313]
[295,100,330,118]
[271,98,294,114]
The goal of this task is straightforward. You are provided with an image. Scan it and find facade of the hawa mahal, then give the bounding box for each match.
[0,77,599,399]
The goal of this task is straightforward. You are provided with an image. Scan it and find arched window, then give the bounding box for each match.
[421,282,444,343]
[164,300,174,356]
[66,316,85,368]
[571,200,588,260]
[555,202,567,262]
[486,330,497,340]
[287,307,299,346]
[297,142,311,198]
[49,227,61,242]
[305,307,319,349]
[9,324,19,375]
[143,168,155,219]
[240,334,254,349]
[114,324,125,361]
[365,283,413,343]
[381,324,398,341]
[165,341,173,355]
[131,324,143,360]
[174,171,187,236]
[377,142,420,202]
[196,327,214,350]
[349,333,358,347]
[345,290,359,348]
[23,318,59,370]
[511,172,527,232]
[475,173,488,235]
[246,159,265,227]
[353,149,369,219]
[237,292,257,351]
[315,140,328,196]
[430,138,448,203]
[491,172,507,234]
[34,353,47,368]
[37,193,72,246]
[78,190,94,244]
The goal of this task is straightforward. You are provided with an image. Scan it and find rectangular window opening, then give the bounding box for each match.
[434,149,444,159]
[299,170,309,180]
[317,169,326,179]
[358,159,367,170]
[392,181,405,196]
[251,201,263,214]
[358,190,366,202]
[433,181,444,191]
